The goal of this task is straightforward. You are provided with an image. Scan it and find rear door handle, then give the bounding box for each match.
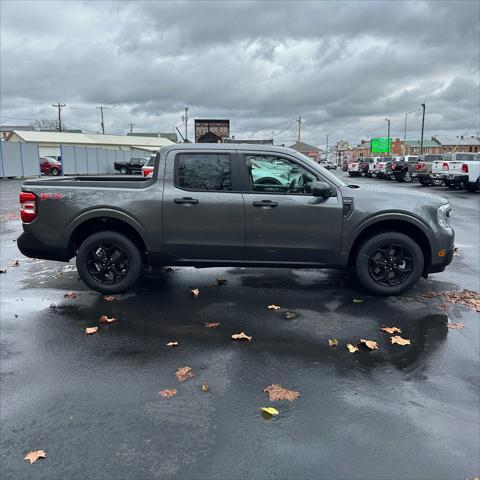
[174,197,199,205]
[253,200,278,208]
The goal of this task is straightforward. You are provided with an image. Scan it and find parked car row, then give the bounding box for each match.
[347,152,479,192]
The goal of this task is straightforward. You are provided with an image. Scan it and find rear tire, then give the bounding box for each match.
[464,181,478,192]
[120,167,128,175]
[76,231,143,294]
[50,167,60,176]
[419,176,430,186]
[354,232,424,296]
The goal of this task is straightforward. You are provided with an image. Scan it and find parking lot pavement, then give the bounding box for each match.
[1,177,479,480]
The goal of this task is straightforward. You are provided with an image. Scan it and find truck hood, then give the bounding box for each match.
[341,184,449,207]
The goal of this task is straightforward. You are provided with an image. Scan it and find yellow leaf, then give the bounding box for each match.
[391,335,411,346]
[446,323,464,329]
[328,339,339,347]
[166,341,179,347]
[85,327,98,335]
[24,449,46,464]
[359,339,379,350]
[260,407,279,417]
[231,332,252,341]
[202,382,209,392]
[347,343,358,353]
[381,326,402,334]
[268,304,280,310]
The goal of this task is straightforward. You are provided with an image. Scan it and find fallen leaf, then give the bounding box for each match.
[10,259,19,267]
[284,311,298,320]
[231,332,252,341]
[423,289,480,313]
[260,407,279,418]
[215,278,229,287]
[24,449,46,464]
[268,304,280,310]
[380,326,402,334]
[159,389,177,398]
[204,322,221,328]
[103,295,115,301]
[347,343,358,353]
[202,382,209,392]
[85,327,98,335]
[64,292,77,299]
[328,338,339,347]
[446,322,465,329]
[264,384,300,402]
[99,315,117,323]
[190,288,200,296]
[353,298,364,303]
[358,339,379,350]
[175,366,194,382]
[391,335,411,346]
[0,268,6,273]
[166,341,179,347]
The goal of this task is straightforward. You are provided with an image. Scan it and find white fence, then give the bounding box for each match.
[0,142,153,178]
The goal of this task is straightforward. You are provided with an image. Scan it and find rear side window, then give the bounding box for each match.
[176,153,232,191]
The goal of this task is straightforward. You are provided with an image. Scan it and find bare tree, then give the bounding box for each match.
[31,119,59,131]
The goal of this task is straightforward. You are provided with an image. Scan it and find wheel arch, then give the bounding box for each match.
[68,214,147,261]
[348,218,432,276]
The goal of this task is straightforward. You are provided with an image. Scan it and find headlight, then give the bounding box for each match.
[437,204,452,228]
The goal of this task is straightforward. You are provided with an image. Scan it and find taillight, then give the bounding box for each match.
[442,162,449,171]
[462,163,468,173]
[20,192,37,223]
[416,162,425,170]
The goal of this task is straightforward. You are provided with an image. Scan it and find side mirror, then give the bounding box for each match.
[311,181,333,198]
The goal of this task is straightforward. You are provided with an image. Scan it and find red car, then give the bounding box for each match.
[40,156,62,176]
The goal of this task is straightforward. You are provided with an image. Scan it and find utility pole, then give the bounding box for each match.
[96,106,108,134]
[326,133,329,161]
[385,118,391,155]
[420,103,426,154]
[181,107,189,142]
[128,123,135,134]
[296,116,302,143]
[52,102,66,132]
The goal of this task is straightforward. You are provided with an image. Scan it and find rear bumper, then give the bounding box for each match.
[17,232,71,262]
[445,174,468,183]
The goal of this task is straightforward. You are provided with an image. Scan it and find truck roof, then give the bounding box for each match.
[159,143,298,155]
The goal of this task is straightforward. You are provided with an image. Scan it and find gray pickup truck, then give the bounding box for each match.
[18,144,454,295]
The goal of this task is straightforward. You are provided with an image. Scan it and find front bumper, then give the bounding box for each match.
[17,232,71,262]
[427,227,455,274]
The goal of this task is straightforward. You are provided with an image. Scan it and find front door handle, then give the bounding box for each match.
[253,200,278,208]
[174,197,199,205]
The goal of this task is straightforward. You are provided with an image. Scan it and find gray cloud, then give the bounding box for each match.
[1,0,479,145]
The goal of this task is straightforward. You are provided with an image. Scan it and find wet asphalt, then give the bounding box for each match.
[0,175,479,480]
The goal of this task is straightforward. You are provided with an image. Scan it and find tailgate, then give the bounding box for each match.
[449,161,464,175]
[432,161,449,174]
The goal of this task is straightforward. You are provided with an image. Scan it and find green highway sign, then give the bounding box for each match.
[371,137,391,153]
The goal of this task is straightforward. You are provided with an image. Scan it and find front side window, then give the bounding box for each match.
[245,154,317,194]
[176,153,232,191]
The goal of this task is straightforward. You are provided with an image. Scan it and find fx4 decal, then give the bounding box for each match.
[40,193,72,200]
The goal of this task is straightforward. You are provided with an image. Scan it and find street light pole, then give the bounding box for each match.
[420,103,426,155]
[385,118,390,155]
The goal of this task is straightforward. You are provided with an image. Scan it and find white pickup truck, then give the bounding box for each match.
[432,152,478,189]
[446,153,480,192]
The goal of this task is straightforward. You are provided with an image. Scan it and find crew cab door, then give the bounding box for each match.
[240,152,343,264]
[162,149,245,261]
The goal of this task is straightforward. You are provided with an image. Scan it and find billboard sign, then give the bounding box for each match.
[371,137,391,153]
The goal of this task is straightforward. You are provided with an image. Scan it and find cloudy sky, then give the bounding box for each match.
[1,0,479,147]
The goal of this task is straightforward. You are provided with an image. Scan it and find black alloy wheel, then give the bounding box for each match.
[86,241,130,285]
[368,243,414,287]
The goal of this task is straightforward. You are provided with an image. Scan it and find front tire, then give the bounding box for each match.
[354,232,424,295]
[120,167,128,175]
[50,167,60,176]
[76,231,143,293]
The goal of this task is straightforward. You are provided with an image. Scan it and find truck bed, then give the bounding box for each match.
[22,175,155,190]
